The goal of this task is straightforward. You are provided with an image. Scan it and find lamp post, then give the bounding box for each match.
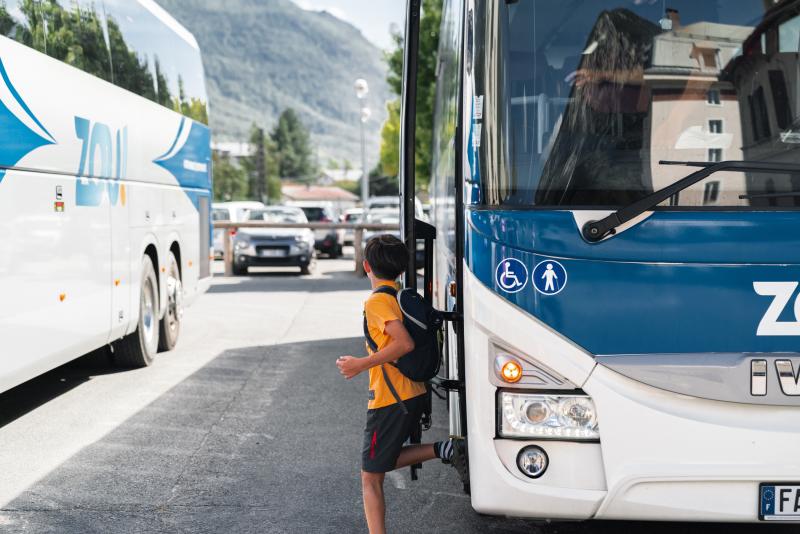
[354,78,370,205]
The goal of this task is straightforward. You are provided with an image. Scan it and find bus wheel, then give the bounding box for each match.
[114,255,159,368]
[158,251,182,352]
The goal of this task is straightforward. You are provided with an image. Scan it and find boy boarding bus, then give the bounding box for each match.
[400,0,800,523]
[0,0,212,392]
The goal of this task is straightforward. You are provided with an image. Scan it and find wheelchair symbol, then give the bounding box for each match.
[495,258,528,294]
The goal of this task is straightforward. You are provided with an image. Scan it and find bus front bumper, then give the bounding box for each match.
[463,267,800,522]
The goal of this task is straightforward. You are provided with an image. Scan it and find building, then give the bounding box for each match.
[281,184,359,218]
[644,10,753,206]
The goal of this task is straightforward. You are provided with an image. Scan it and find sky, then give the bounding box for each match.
[291,0,405,50]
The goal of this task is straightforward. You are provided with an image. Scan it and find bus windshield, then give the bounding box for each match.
[474,0,800,208]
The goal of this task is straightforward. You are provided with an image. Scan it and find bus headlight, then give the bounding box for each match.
[498,391,599,441]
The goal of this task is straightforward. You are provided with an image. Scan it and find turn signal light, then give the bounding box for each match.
[500,360,523,383]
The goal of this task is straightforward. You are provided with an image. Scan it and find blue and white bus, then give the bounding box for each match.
[0,0,211,391]
[401,0,800,523]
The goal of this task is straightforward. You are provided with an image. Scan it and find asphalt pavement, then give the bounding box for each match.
[0,258,795,533]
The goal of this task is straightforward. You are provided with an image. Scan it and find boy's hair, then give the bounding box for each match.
[364,234,408,280]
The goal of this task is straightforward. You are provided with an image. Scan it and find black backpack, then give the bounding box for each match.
[363,286,443,383]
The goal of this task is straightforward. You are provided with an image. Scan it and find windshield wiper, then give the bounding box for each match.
[582,160,800,242]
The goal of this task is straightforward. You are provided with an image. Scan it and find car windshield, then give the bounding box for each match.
[474,0,800,208]
[212,209,230,221]
[300,207,328,221]
[345,213,363,222]
[248,209,307,223]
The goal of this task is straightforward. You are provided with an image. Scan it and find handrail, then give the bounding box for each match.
[213,222,400,276]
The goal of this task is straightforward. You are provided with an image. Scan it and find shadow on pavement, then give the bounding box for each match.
[1,337,794,534]
[0,349,126,429]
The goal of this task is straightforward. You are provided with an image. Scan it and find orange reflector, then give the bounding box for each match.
[161,267,166,273]
[188,260,193,267]
[59,293,66,302]
[114,279,120,286]
[501,360,523,383]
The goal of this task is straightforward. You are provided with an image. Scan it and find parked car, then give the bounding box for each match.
[232,206,316,276]
[366,196,427,220]
[341,208,364,246]
[212,201,267,259]
[298,205,343,258]
[362,208,424,264]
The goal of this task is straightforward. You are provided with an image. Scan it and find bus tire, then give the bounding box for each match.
[158,251,182,352]
[114,255,160,368]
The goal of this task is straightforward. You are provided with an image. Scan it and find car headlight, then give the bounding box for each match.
[498,391,599,441]
[234,236,251,250]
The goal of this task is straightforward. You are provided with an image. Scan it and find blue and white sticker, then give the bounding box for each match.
[532,259,568,296]
[495,258,528,294]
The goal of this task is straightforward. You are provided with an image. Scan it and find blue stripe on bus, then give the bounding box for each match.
[0,58,54,183]
[154,119,211,193]
[467,209,800,355]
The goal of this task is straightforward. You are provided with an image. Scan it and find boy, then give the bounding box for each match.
[336,235,453,534]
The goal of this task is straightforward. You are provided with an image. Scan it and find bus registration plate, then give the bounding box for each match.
[760,484,800,521]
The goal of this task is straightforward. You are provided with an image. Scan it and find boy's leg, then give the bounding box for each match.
[361,470,386,534]
[394,444,436,470]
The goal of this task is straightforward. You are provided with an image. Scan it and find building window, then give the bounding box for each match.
[709,120,723,134]
[707,89,721,105]
[703,181,721,205]
[701,50,718,70]
[708,148,723,162]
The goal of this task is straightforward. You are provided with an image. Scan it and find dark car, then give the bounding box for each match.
[232,207,316,275]
[299,206,342,258]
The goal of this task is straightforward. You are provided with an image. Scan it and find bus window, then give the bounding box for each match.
[0,0,114,83]
[431,0,462,311]
[103,0,208,124]
[474,0,800,209]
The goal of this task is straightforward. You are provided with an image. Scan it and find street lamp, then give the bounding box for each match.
[354,78,370,204]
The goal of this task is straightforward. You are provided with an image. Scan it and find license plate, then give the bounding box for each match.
[259,249,285,258]
[760,483,800,521]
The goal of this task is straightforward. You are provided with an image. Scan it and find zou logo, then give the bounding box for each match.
[74,116,128,207]
[753,282,800,336]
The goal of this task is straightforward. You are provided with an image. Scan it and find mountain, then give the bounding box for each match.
[157,0,390,165]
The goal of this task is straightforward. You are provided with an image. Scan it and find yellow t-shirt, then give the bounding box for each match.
[365,282,426,410]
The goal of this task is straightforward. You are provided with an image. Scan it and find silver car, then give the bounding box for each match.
[232,207,316,276]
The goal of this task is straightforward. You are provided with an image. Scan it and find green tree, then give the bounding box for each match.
[271,108,316,183]
[378,99,401,178]
[213,152,247,201]
[383,0,442,189]
[242,124,281,203]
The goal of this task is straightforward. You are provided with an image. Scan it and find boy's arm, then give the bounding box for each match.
[336,320,414,380]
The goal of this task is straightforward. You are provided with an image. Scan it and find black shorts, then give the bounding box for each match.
[362,394,425,473]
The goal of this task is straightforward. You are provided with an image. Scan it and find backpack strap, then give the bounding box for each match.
[363,285,408,415]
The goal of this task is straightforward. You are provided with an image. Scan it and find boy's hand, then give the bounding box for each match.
[336,355,366,379]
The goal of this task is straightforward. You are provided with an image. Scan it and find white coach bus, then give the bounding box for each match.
[401,0,800,524]
[0,0,212,392]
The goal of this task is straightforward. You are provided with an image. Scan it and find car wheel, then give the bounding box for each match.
[232,263,248,276]
[114,255,159,368]
[158,251,182,352]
